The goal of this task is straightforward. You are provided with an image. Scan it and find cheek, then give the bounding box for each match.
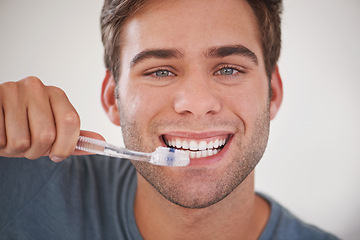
[119,88,142,120]
[227,88,268,116]
[118,84,168,125]
[223,81,269,131]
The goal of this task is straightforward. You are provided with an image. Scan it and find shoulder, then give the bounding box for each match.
[0,155,138,239]
[258,193,339,240]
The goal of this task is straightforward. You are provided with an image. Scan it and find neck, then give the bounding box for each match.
[134,171,270,240]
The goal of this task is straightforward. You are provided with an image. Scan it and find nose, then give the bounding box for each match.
[173,75,221,117]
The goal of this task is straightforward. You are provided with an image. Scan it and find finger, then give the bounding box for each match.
[23,90,56,160]
[47,86,80,162]
[73,130,106,155]
[79,130,106,141]
[2,85,31,156]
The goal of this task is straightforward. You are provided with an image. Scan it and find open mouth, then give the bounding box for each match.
[162,135,230,159]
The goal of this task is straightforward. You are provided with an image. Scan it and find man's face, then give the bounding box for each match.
[116,0,271,208]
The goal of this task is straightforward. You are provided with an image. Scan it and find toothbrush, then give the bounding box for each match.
[75,136,190,167]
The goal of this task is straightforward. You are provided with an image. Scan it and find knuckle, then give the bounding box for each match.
[20,76,46,94]
[62,111,80,127]
[37,129,56,145]
[48,85,66,97]
[0,77,46,100]
[7,138,31,153]
[14,138,31,151]
[0,81,19,96]
[21,76,44,87]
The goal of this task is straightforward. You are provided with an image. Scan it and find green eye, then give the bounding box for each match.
[219,67,235,75]
[155,70,171,77]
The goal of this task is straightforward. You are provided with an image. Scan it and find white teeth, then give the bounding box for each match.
[176,139,182,148]
[189,140,198,150]
[164,137,228,159]
[199,141,207,150]
[202,150,208,157]
[214,139,219,148]
[166,138,227,150]
[182,140,189,149]
[208,141,214,149]
[182,148,221,159]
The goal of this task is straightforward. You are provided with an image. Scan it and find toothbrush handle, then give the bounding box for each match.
[76,136,151,162]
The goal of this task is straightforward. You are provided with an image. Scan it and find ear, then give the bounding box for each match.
[269,65,283,120]
[101,70,121,126]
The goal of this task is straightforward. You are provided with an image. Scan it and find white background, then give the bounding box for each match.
[0,1,359,239]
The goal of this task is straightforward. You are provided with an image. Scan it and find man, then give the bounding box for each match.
[0,0,338,239]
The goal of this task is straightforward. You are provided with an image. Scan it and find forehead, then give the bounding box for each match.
[121,0,262,61]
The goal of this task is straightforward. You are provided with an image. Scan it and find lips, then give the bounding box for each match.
[162,134,230,159]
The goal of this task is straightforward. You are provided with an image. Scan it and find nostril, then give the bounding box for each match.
[173,89,221,116]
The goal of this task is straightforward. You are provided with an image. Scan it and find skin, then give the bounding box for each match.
[102,0,283,238]
[0,78,86,160]
[0,0,283,239]
[0,77,104,160]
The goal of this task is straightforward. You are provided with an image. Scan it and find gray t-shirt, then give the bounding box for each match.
[0,155,338,239]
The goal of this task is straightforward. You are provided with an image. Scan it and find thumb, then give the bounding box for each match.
[73,130,106,155]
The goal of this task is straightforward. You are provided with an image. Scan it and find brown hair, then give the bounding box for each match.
[247,0,282,79]
[100,0,282,82]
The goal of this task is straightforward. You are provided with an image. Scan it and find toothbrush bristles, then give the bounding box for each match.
[151,147,190,167]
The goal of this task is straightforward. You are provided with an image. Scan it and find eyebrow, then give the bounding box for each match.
[129,44,258,68]
[206,45,258,64]
[130,49,183,67]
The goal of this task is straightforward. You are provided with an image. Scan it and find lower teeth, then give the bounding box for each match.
[188,149,220,158]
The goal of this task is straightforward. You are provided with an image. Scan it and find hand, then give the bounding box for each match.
[0,76,104,162]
